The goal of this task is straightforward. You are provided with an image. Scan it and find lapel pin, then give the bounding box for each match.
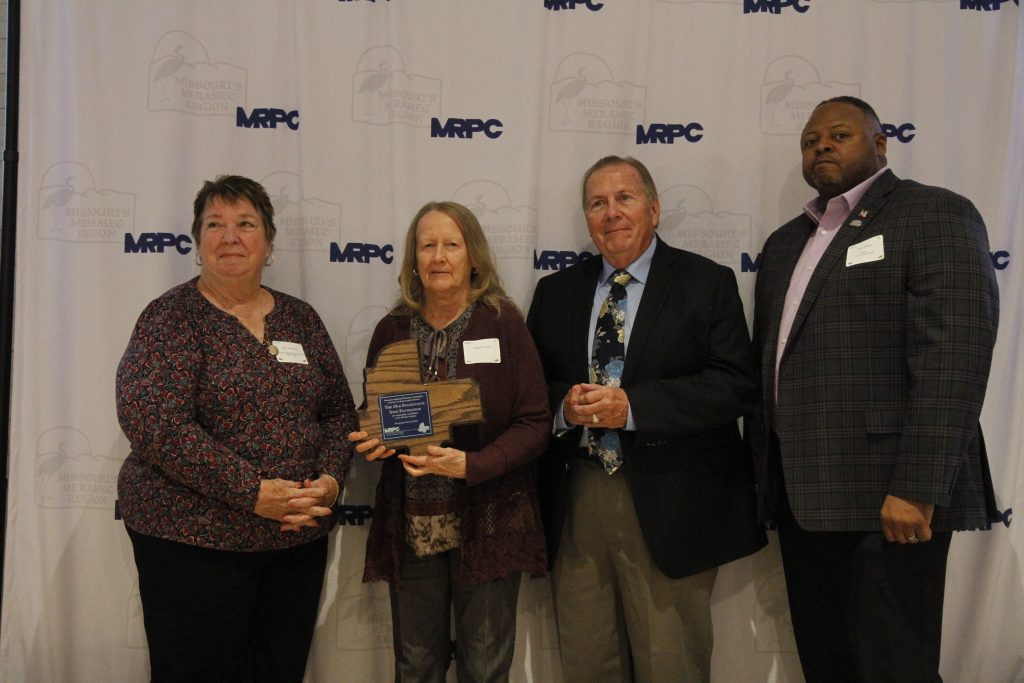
[859,209,869,218]
[849,220,863,227]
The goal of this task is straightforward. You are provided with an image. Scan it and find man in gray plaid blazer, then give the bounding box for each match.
[750,96,999,682]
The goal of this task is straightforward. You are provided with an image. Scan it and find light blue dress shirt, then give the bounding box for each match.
[554,236,658,434]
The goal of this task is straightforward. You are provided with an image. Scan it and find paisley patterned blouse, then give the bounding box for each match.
[116,278,356,552]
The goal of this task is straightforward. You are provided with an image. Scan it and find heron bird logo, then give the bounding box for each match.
[763,70,795,128]
[555,66,589,125]
[41,176,77,223]
[359,61,391,117]
[151,44,190,104]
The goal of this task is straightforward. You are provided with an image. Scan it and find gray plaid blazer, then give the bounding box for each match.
[750,170,1000,532]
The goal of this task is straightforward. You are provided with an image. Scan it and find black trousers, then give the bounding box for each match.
[127,527,328,683]
[771,465,951,683]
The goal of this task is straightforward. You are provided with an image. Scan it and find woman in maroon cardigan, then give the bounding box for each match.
[349,201,549,682]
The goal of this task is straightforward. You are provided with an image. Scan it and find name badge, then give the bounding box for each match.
[463,338,501,364]
[846,235,884,267]
[273,341,308,364]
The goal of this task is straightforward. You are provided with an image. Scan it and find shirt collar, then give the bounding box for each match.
[803,166,888,225]
[600,234,657,285]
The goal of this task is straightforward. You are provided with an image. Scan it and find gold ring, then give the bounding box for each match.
[591,414,599,424]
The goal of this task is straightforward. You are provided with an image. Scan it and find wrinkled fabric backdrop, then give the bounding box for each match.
[3,1,1022,681]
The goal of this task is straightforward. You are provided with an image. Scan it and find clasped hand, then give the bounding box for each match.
[348,431,467,479]
[254,474,338,533]
[563,383,629,429]
[880,494,934,544]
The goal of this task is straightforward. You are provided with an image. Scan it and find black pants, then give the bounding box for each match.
[127,527,328,683]
[774,488,951,683]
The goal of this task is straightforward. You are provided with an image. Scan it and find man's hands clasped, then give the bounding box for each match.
[563,383,630,429]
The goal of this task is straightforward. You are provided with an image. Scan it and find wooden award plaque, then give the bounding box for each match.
[357,339,484,457]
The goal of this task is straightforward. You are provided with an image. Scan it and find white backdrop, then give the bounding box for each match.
[4,1,1022,681]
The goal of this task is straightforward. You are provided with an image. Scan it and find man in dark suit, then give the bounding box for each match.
[527,156,765,682]
[750,96,1000,682]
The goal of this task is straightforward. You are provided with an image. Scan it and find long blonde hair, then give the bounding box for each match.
[394,201,510,315]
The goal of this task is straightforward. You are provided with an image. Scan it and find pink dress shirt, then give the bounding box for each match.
[774,166,889,400]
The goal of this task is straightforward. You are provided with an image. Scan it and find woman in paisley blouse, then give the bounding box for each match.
[349,201,550,683]
[116,175,356,683]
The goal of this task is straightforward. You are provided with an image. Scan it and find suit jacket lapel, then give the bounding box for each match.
[622,237,672,383]
[574,255,603,380]
[763,223,811,384]
[785,170,899,351]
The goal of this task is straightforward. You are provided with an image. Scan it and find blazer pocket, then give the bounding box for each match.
[827,257,902,298]
[631,437,745,475]
[864,409,902,435]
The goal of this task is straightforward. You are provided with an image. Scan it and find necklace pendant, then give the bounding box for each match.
[266,342,279,357]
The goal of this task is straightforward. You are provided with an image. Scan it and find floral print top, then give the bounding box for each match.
[116,278,356,552]
[401,304,476,557]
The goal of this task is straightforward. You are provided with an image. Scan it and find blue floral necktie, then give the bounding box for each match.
[588,269,631,474]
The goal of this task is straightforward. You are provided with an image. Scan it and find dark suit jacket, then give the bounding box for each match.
[750,170,1000,532]
[527,236,766,579]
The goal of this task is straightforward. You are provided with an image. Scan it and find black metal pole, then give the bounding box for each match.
[0,0,23,632]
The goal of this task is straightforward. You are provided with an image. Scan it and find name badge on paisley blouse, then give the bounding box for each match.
[273,341,308,364]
